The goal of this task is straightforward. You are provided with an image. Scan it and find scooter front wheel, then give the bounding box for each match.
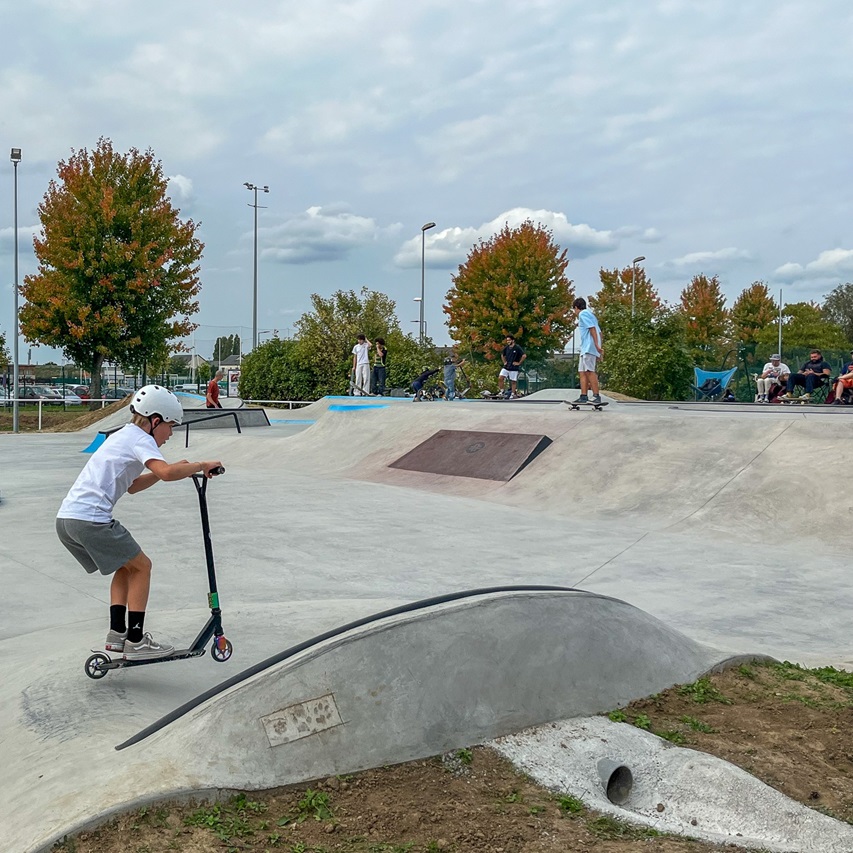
[211,636,233,662]
[85,652,110,679]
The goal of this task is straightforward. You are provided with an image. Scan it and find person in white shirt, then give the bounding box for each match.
[56,385,222,660]
[755,354,790,402]
[351,334,372,395]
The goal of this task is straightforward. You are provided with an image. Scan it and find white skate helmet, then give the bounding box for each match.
[130,385,183,425]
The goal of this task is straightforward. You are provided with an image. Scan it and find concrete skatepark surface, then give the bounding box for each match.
[1,393,852,851]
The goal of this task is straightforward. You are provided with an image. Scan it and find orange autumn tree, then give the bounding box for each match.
[444,220,574,361]
[20,138,203,398]
[679,273,729,366]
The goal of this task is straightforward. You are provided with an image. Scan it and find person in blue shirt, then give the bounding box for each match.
[572,297,603,405]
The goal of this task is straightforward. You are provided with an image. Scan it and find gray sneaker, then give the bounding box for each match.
[123,632,175,660]
[591,395,603,405]
[572,395,589,404]
[105,629,127,652]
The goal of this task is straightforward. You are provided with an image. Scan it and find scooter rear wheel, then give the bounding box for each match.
[85,652,110,679]
[211,636,233,662]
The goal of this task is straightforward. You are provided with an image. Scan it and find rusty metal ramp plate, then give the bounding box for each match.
[389,429,552,481]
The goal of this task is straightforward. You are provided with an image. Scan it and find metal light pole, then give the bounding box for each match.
[420,222,436,344]
[244,182,269,351]
[10,148,21,433]
[631,255,646,319]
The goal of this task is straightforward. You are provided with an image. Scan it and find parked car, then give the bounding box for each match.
[172,383,202,393]
[68,385,90,400]
[19,385,64,404]
[62,391,83,406]
[103,387,135,400]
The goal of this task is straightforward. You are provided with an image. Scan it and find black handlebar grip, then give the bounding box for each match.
[210,466,225,476]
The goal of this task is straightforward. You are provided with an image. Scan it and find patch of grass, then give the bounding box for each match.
[588,815,662,839]
[556,794,585,816]
[737,663,757,680]
[656,728,686,744]
[633,713,652,730]
[184,800,254,843]
[680,715,716,733]
[607,709,627,722]
[278,789,334,826]
[678,677,732,705]
[456,747,473,765]
[504,789,521,803]
[772,661,808,682]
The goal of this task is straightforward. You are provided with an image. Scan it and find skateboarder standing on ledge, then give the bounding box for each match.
[572,297,603,405]
[351,334,372,396]
[497,335,526,399]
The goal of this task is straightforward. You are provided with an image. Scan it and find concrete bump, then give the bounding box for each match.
[389,429,552,481]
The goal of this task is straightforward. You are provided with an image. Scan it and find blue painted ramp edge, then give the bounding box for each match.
[82,433,106,454]
[329,403,388,412]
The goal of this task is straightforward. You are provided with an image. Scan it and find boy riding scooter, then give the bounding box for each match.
[56,385,223,661]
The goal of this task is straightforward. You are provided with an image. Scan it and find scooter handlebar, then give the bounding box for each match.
[210,465,225,476]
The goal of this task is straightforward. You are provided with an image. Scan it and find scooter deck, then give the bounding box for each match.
[89,646,205,667]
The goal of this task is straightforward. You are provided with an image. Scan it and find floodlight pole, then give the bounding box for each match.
[245,182,269,351]
[420,222,436,344]
[631,255,646,319]
[10,148,21,433]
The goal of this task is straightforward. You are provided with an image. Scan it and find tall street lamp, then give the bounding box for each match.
[420,222,436,344]
[10,148,21,433]
[631,255,646,319]
[244,182,269,351]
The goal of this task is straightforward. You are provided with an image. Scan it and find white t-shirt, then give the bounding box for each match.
[57,424,165,523]
[352,342,371,366]
[761,361,790,378]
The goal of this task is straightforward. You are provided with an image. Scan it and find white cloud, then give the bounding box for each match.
[0,225,40,254]
[393,208,625,270]
[667,248,754,269]
[260,205,387,264]
[774,249,853,283]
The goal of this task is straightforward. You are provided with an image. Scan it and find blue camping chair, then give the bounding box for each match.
[691,367,738,401]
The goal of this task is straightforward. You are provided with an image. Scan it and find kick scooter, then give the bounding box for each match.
[84,468,233,679]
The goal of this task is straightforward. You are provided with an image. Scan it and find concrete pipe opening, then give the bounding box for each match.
[597,758,633,805]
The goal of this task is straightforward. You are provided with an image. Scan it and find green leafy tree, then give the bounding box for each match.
[590,269,691,399]
[211,334,241,363]
[239,338,318,401]
[679,274,729,366]
[730,281,778,347]
[19,137,203,399]
[0,331,8,366]
[822,283,853,343]
[757,301,848,351]
[445,220,574,361]
[295,287,428,396]
[591,265,662,321]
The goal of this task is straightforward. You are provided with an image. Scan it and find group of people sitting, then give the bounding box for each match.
[755,349,853,404]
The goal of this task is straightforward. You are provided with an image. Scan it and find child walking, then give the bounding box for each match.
[55,385,222,660]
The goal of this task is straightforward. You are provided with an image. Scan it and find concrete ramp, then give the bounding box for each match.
[12,589,743,852]
[389,429,552,481]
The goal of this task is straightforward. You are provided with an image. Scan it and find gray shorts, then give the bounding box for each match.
[55,517,141,576]
[579,353,599,372]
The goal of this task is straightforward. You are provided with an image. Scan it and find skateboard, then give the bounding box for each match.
[565,400,608,411]
[481,391,523,401]
[777,396,816,406]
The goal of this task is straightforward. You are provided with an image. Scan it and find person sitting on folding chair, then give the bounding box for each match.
[779,350,831,401]
[755,354,790,403]
[831,350,853,405]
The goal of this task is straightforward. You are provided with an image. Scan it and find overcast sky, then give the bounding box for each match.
[2,0,852,363]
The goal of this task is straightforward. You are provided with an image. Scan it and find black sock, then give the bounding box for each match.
[127,611,146,643]
[109,605,127,634]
